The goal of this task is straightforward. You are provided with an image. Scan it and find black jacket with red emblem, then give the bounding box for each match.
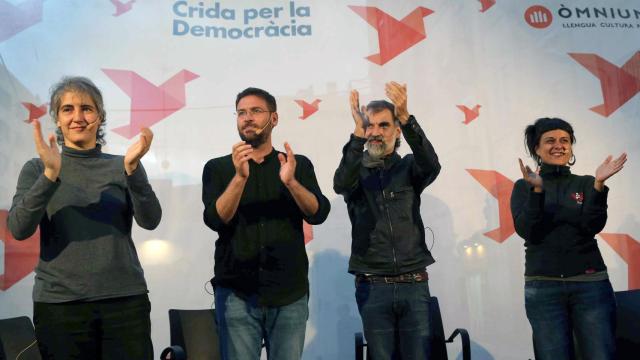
[511,164,609,277]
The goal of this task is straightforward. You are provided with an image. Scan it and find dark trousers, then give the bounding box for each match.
[33,294,153,360]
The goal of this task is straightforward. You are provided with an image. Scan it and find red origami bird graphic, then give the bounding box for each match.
[102,68,199,139]
[348,6,434,65]
[479,0,496,13]
[569,51,640,117]
[21,102,47,123]
[600,233,640,290]
[294,99,321,120]
[304,221,313,245]
[457,104,481,124]
[466,169,515,243]
[0,209,40,290]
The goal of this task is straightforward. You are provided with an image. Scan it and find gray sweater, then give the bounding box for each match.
[8,145,161,303]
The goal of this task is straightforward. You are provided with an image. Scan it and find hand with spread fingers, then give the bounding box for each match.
[350,89,367,138]
[124,127,154,175]
[231,141,253,179]
[385,81,410,124]
[278,142,297,186]
[519,158,543,192]
[33,119,61,181]
[594,153,627,191]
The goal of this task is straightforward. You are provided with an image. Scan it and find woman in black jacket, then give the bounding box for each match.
[510,117,626,360]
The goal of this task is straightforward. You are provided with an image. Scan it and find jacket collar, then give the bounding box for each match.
[539,163,571,177]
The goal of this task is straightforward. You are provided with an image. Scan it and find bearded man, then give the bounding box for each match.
[202,87,330,360]
[333,82,441,359]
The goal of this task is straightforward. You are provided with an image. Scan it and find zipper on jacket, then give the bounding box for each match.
[380,170,399,274]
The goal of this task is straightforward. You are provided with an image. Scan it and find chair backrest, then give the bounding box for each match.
[168,309,221,360]
[429,296,449,360]
[0,316,41,360]
[615,289,640,360]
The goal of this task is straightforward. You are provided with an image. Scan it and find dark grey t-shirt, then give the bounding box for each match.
[8,145,162,303]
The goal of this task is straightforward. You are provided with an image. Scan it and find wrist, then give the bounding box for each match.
[233,173,249,183]
[44,168,59,182]
[397,112,410,124]
[125,162,138,176]
[594,180,605,192]
[283,177,299,189]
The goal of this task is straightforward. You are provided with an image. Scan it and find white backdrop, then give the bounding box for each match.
[1,1,639,358]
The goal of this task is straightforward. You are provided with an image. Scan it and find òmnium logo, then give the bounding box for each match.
[525,4,640,30]
[525,5,553,29]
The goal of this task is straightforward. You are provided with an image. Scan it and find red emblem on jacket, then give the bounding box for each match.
[571,192,584,204]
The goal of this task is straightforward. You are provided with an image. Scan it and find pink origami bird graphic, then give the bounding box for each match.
[102,69,199,139]
[0,0,43,42]
[294,99,321,120]
[457,104,481,124]
[21,102,47,123]
[349,6,434,65]
[110,0,135,17]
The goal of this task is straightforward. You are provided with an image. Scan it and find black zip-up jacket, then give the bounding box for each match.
[510,164,608,277]
[333,116,441,275]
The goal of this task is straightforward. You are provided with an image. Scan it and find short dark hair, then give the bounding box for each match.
[235,87,277,111]
[49,76,107,145]
[366,100,399,126]
[524,117,575,163]
[366,100,401,150]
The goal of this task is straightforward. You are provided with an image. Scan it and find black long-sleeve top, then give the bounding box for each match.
[510,164,608,277]
[202,149,330,306]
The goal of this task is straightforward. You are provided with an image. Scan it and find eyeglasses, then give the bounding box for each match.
[235,108,271,119]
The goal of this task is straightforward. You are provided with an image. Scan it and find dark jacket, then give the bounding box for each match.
[510,164,608,277]
[334,116,441,275]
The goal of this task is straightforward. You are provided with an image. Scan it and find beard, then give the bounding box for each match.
[238,125,267,148]
[366,136,387,159]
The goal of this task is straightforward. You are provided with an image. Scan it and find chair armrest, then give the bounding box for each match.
[445,328,470,360]
[355,332,365,360]
[160,345,186,360]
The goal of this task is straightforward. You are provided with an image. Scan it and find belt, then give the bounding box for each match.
[355,271,428,284]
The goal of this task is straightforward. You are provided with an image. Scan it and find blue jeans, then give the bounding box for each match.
[525,279,616,360]
[355,280,431,360]
[214,286,308,360]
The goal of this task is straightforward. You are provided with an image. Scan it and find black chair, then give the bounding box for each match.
[615,289,640,360]
[355,296,470,360]
[160,309,220,360]
[0,316,41,360]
